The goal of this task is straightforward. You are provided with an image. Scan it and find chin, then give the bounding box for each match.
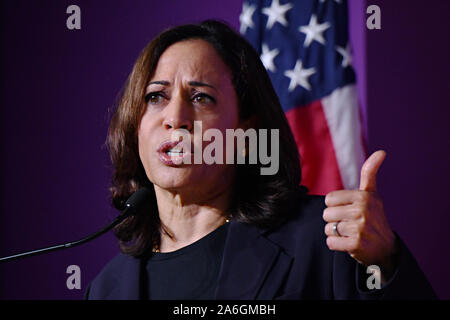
[150,166,200,191]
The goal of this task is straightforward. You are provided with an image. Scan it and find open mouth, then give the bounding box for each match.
[166,148,184,157]
[157,140,191,165]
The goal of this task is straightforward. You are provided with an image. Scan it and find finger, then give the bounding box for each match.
[359,150,386,192]
[324,222,346,237]
[324,221,360,237]
[323,205,359,222]
[326,236,357,252]
[325,190,361,207]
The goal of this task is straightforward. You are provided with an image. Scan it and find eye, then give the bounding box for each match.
[192,93,216,105]
[145,92,164,105]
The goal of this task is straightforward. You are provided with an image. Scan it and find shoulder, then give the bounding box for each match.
[85,252,140,299]
[263,194,328,256]
[276,193,326,231]
[95,252,137,278]
[292,193,326,222]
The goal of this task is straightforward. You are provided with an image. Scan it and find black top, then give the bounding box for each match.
[145,222,230,300]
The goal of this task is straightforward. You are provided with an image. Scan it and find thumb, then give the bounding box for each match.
[359,150,387,192]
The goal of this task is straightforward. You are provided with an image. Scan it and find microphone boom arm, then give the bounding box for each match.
[0,208,131,263]
[0,187,152,264]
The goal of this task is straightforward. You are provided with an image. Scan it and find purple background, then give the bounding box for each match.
[0,0,448,299]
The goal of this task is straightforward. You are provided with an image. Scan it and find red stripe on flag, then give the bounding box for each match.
[285,101,344,195]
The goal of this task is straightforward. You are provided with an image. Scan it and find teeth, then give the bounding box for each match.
[167,150,183,157]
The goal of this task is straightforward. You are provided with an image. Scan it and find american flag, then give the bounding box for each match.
[240,0,366,194]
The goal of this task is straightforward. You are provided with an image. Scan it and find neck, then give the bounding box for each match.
[153,184,233,253]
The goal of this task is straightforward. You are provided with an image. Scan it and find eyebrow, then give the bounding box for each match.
[148,80,217,91]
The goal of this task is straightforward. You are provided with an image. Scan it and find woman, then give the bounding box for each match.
[85,20,436,299]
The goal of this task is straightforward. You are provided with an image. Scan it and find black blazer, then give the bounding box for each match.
[85,195,436,299]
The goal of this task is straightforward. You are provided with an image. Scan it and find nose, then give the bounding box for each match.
[162,96,193,132]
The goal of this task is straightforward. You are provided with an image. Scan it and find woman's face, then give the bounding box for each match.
[138,39,242,197]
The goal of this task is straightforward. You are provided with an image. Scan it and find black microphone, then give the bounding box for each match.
[0,187,152,264]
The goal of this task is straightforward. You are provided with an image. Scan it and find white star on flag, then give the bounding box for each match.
[239,2,256,34]
[260,43,280,72]
[336,43,352,67]
[284,60,316,91]
[298,14,331,47]
[262,0,293,29]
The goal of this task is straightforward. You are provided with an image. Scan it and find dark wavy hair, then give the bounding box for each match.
[107,19,307,257]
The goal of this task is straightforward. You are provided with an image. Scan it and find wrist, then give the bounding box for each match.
[379,234,400,283]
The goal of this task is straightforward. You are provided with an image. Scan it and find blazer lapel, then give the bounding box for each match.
[215,220,293,299]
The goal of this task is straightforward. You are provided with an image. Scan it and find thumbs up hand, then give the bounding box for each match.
[323,150,398,275]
